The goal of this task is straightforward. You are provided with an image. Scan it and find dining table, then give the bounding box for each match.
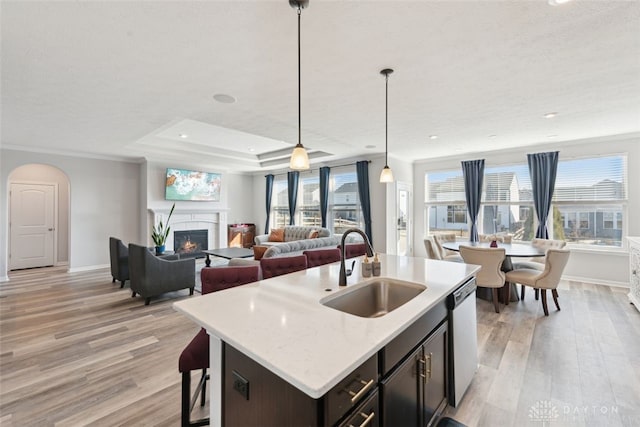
[441,241,546,302]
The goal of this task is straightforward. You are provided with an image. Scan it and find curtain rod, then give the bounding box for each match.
[265,160,371,177]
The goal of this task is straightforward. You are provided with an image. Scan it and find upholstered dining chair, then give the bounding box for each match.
[260,255,308,279]
[423,237,442,260]
[338,243,369,259]
[505,249,570,316]
[303,248,341,268]
[479,234,513,244]
[433,234,464,262]
[459,246,506,313]
[179,265,260,427]
[109,237,129,288]
[512,238,566,272]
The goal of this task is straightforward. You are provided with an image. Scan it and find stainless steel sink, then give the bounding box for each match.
[321,278,427,318]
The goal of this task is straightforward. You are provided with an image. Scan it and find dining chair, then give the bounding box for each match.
[423,237,442,260]
[433,234,464,262]
[459,246,506,313]
[505,249,570,316]
[303,248,341,268]
[511,238,567,299]
[260,255,308,279]
[512,238,566,271]
[338,243,369,259]
[478,234,513,244]
[179,265,260,427]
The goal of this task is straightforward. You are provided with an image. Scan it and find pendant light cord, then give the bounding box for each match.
[297,6,302,146]
[385,72,388,166]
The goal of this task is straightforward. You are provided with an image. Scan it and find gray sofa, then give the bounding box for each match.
[128,243,196,305]
[254,226,332,246]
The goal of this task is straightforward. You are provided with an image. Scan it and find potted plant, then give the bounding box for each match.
[152,203,175,255]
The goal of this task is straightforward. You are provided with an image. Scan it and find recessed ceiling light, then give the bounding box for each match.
[365,145,376,149]
[547,134,558,139]
[179,133,188,139]
[544,112,558,119]
[213,93,236,104]
[429,135,438,140]
[548,0,573,5]
[488,134,497,138]
[248,147,255,152]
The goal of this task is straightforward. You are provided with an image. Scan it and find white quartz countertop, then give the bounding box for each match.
[173,254,478,398]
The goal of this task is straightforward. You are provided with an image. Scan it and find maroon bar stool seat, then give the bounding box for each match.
[303,248,341,268]
[260,255,308,279]
[178,265,259,427]
[338,243,368,259]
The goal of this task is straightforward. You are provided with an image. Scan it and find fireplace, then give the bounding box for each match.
[174,229,208,258]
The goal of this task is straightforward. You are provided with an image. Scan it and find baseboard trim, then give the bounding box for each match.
[69,264,109,273]
[563,274,629,288]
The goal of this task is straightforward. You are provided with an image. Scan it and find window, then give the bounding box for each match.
[447,205,467,224]
[268,167,365,234]
[424,154,627,248]
[298,175,321,227]
[270,178,290,228]
[330,169,363,234]
[552,155,626,247]
[425,170,469,238]
[603,212,622,229]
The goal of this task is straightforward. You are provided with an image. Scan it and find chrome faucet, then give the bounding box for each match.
[339,228,375,286]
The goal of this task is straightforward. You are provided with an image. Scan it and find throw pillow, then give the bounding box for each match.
[308,230,319,239]
[268,228,284,242]
[253,245,268,260]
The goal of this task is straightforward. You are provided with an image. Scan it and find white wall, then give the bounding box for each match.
[0,149,142,279]
[412,134,640,286]
[144,161,257,247]
[0,152,258,281]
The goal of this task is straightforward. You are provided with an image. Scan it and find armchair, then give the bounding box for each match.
[128,243,196,305]
[109,237,129,288]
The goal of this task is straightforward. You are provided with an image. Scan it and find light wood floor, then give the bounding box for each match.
[1,267,639,426]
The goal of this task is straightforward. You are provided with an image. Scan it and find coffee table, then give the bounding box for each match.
[202,248,254,267]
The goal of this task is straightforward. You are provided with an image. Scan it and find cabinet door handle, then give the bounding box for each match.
[424,353,433,383]
[418,357,427,383]
[348,411,375,427]
[347,378,375,404]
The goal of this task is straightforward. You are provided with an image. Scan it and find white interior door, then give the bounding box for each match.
[10,183,56,270]
[396,182,413,256]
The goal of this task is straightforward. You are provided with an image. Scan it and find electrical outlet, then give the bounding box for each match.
[232,370,249,400]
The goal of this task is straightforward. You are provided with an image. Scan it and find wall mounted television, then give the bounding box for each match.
[165,168,221,201]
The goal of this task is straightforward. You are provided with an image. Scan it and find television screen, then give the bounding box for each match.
[165,168,221,201]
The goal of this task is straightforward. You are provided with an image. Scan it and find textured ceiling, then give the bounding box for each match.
[2,0,639,172]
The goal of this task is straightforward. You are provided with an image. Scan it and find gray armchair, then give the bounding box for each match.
[128,243,196,305]
[109,237,129,288]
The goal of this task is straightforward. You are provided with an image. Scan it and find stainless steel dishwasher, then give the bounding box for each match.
[447,278,478,407]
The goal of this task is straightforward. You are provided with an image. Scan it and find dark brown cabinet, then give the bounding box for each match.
[228,223,255,248]
[381,322,448,427]
[222,301,449,426]
[223,344,378,427]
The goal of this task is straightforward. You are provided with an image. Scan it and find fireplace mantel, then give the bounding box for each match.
[149,208,228,250]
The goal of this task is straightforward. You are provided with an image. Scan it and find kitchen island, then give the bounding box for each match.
[173,253,479,426]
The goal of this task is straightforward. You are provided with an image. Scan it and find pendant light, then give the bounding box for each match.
[379,68,394,183]
[289,0,310,170]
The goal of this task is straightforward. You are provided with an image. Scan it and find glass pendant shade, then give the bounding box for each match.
[290,143,310,170]
[380,165,394,183]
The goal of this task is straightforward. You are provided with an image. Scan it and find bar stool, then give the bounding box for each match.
[178,265,259,426]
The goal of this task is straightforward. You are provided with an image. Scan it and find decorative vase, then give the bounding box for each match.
[155,245,165,255]
[490,240,498,248]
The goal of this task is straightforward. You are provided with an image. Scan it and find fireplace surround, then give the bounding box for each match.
[149,208,227,253]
